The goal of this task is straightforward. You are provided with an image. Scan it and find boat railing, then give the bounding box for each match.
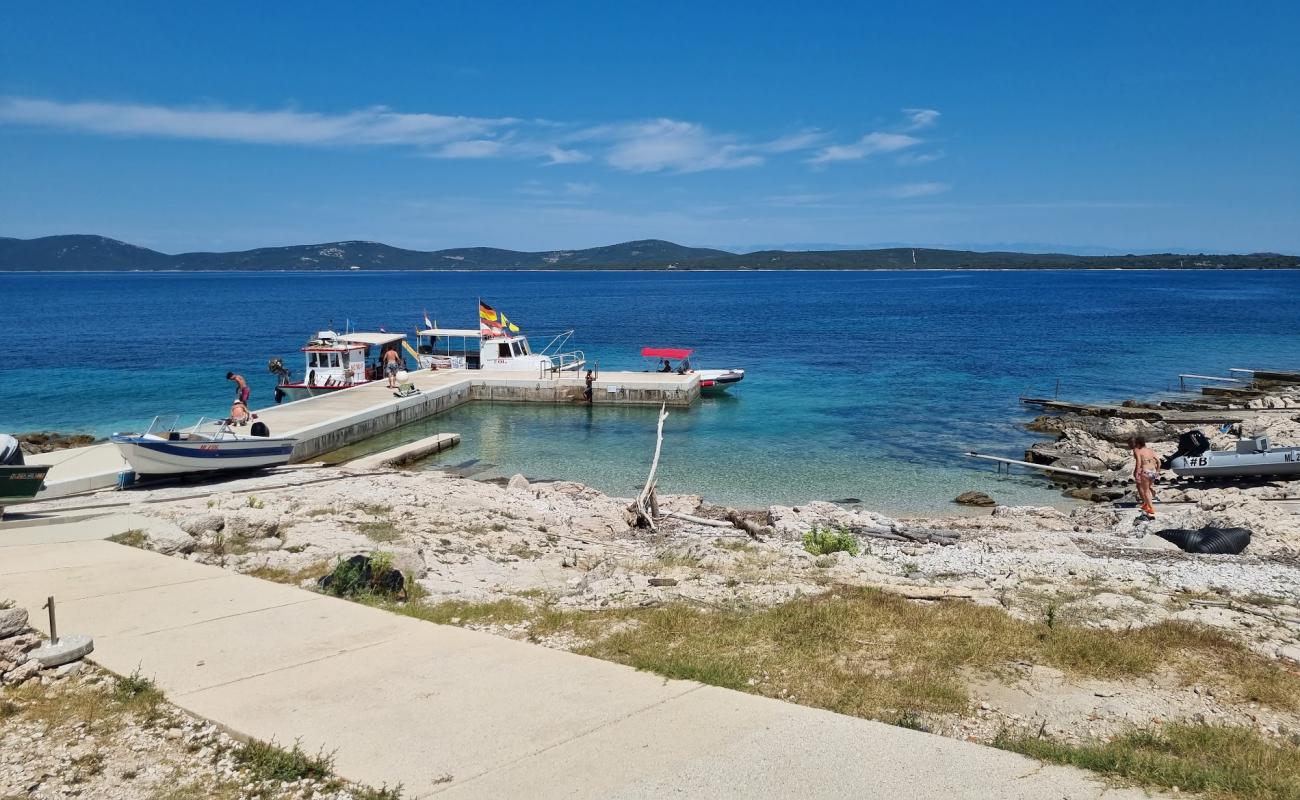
[539,350,586,378]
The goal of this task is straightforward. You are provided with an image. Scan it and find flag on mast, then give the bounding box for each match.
[479,300,503,337]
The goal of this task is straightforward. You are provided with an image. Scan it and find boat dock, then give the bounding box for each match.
[24,369,700,502]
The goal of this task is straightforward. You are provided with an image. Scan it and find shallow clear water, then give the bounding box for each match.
[3,269,1297,513]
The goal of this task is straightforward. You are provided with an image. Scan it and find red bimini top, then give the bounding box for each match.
[641,347,694,360]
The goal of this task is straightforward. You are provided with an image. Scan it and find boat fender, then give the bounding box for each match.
[1153,526,1251,555]
[274,387,285,404]
[308,369,316,386]
[250,421,270,438]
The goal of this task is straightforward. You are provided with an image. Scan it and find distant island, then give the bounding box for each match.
[2,234,1297,271]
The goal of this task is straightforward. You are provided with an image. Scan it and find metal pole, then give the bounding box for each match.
[43,595,58,645]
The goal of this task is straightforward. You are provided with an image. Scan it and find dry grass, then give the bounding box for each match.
[357,521,401,543]
[107,528,148,549]
[573,588,1300,719]
[997,724,1300,800]
[245,560,334,585]
[1,668,167,733]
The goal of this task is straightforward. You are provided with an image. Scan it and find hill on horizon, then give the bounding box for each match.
[1,234,1297,271]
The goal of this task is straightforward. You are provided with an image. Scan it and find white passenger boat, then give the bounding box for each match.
[270,330,409,403]
[111,416,296,477]
[641,347,745,395]
[413,301,585,376]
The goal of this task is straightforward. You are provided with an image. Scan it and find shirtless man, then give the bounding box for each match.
[382,347,402,388]
[1129,436,1161,517]
[226,371,250,404]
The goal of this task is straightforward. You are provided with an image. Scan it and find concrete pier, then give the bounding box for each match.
[24,368,698,501]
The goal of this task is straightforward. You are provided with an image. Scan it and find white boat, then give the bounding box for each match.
[641,347,745,395]
[414,302,585,376]
[270,330,409,403]
[111,416,296,477]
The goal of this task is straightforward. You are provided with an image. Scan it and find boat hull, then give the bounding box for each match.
[278,382,370,403]
[698,369,745,395]
[0,465,51,504]
[1171,449,1300,478]
[111,436,296,476]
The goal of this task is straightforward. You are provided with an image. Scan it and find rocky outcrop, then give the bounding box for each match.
[954,491,996,507]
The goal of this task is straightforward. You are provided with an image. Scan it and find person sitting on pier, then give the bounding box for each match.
[1128,436,1161,517]
[659,359,673,373]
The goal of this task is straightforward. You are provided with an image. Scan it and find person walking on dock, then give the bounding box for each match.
[1129,436,1161,517]
[382,347,402,389]
[227,371,250,404]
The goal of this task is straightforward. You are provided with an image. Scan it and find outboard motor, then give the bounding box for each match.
[1161,429,1211,469]
[0,434,24,466]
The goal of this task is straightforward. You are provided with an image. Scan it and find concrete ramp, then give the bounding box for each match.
[1,518,1150,799]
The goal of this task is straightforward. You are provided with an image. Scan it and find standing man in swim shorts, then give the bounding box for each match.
[227,371,250,405]
[1128,436,1160,517]
[382,347,402,389]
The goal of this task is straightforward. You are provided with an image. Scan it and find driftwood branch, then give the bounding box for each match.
[863,583,985,600]
[726,510,775,540]
[633,404,669,530]
[662,511,735,528]
[848,524,959,546]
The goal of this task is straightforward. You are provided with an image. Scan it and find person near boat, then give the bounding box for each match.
[227,371,250,404]
[230,398,251,426]
[1129,436,1160,516]
[382,347,402,388]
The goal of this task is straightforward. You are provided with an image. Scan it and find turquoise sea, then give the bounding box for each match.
[3,270,1297,513]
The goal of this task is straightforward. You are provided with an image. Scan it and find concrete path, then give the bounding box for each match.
[1,515,1149,799]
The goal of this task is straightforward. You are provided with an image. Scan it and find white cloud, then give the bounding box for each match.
[0,96,946,176]
[543,146,591,165]
[596,119,763,173]
[896,150,944,166]
[902,108,940,131]
[0,96,508,147]
[808,132,921,164]
[432,139,505,159]
[881,182,951,198]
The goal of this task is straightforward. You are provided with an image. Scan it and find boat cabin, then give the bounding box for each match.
[416,327,581,373]
[301,330,406,388]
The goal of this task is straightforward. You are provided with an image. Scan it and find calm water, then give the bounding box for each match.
[3,270,1297,513]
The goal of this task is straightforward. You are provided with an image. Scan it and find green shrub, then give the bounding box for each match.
[803,525,859,556]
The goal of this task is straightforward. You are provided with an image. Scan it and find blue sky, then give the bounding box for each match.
[1,1,1297,254]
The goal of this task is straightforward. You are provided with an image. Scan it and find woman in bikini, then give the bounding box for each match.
[1128,436,1161,517]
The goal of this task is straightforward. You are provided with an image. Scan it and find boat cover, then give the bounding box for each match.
[0,434,23,466]
[641,347,694,359]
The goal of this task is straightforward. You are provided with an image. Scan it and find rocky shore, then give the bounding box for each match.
[17,445,1297,751]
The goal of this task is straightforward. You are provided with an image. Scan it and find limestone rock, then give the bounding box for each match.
[0,606,29,638]
[955,491,996,507]
[2,658,42,686]
[506,474,531,492]
[178,513,224,536]
[151,532,196,556]
[222,509,282,538]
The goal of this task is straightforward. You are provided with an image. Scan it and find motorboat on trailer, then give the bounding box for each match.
[641,347,745,395]
[1164,430,1300,479]
[413,302,585,375]
[270,330,409,403]
[111,415,296,477]
[0,434,50,516]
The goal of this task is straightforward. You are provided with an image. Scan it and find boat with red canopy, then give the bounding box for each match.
[640,347,745,395]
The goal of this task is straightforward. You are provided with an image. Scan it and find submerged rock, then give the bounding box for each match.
[954,491,996,507]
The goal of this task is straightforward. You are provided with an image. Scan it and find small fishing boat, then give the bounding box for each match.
[640,347,745,395]
[1166,432,1300,479]
[0,434,50,515]
[270,330,410,403]
[111,416,296,477]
